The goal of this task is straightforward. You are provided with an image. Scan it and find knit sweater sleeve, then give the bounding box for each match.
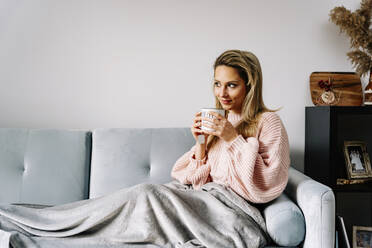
[171,145,211,189]
[224,112,290,203]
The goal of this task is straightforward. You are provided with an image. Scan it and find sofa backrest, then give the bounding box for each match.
[89,128,194,198]
[0,128,91,205]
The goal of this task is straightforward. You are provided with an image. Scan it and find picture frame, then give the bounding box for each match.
[353,226,372,248]
[337,215,351,248]
[343,141,372,179]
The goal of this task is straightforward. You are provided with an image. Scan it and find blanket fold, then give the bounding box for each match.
[0,181,269,248]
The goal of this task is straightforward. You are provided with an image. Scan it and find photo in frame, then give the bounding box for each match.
[353,226,372,248]
[343,141,372,180]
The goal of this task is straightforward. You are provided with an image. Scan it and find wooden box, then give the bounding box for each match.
[310,72,363,106]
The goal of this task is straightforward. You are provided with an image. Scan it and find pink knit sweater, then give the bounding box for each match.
[171,111,290,203]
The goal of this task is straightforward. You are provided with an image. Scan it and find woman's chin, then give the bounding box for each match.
[220,105,232,110]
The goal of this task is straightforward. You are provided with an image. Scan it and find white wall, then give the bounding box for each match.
[0,0,363,171]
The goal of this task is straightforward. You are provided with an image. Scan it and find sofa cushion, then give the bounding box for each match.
[262,193,305,246]
[89,128,194,198]
[0,128,91,205]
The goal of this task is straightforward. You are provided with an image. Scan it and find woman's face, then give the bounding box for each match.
[214,65,247,114]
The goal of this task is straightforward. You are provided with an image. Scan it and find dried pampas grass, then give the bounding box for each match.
[330,0,372,77]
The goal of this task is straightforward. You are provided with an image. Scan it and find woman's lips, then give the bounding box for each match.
[221,99,232,104]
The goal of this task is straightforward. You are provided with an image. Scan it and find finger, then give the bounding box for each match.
[202,122,222,134]
[195,112,202,117]
[193,122,202,128]
[194,116,203,122]
[207,130,219,137]
[201,130,213,136]
[204,120,223,131]
[191,121,202,129]
[193,120,203,128]
[200,116,220,125]
[191,127,203,135]
[201,121,215,129]
[192,125,201,132]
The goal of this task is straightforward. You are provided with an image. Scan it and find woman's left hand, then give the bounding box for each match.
[198,112,239,143]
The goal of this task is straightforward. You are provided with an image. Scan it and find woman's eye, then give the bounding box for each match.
[214,82,221,87]
[228,83,237,88]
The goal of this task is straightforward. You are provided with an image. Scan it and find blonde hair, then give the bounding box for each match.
[207,49,275,149]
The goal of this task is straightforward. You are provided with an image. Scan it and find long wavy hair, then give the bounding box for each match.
[207,49,275,149]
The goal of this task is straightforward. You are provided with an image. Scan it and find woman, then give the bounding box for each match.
[172,49,290,203]
[0,50,286,248]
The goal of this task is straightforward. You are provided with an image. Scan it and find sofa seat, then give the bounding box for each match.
[0,128,335,247]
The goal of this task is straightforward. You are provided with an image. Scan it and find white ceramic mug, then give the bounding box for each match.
[197,108,226,144]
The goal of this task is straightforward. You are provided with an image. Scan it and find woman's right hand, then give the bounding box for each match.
[191,112,209,145]
[191,112,209,160]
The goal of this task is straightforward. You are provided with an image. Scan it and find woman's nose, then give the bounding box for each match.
[218,87,228,97]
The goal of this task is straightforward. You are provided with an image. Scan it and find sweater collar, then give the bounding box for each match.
[227,111,243,126]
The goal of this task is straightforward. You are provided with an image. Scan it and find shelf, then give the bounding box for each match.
[307,105,372,113]
[305,106,372,190]
[334,182,372,192]
[305,106,372,245]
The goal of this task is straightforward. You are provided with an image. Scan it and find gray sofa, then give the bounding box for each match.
[0,128,335,247]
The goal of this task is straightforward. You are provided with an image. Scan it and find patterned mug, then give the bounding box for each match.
[197,108,226,144]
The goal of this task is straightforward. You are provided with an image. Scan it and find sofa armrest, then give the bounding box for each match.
[284,167,335,248]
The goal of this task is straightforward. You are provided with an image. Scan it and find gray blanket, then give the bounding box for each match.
[0,181,269,248]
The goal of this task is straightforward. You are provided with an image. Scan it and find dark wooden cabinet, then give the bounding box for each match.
[305,106,372,244]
